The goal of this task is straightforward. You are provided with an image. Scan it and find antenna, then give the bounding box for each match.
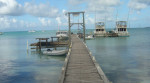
[105,7,107,29]
[127,8,130,28]
[58,24,59,31]
[95,6,97,29]
[116,7,118,30]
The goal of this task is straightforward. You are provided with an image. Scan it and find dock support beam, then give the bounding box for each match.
[68,11,86,43]
[83,12,85,42]
[68,13,71,45]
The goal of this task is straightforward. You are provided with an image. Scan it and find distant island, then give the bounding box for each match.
[145,27,150,28]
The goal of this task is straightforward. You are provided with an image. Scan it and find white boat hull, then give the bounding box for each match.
[56,31,69,40]
[85,35,94,40]
[43,50,68,55]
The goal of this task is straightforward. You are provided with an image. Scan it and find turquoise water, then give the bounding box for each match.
[0,31,65,83]
[86,28,150,83]
[0,28,150,83]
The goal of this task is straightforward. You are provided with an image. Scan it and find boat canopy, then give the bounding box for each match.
[116,21,127,27]
[96,22,105,26]
[56,31,68,35]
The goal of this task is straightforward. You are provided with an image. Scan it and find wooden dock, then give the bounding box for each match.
[59,34,110,83]
[30,37,69,50]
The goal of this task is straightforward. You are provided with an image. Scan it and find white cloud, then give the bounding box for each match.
[87,0,121,13]
[128,0,150,11]
[24,3,59,17]
[68,0,87,6]
[0,0,24,16]
[67,0,121,23]
[0,16,39,30]
[85,14,95,24]
[56,17,62,25]
[68,0,121,12]
[0,0,59,18]
[128,0,147,11]
[38,18,51,26]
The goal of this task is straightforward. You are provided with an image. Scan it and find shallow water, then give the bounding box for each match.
[0,31,65,83]
[86,28,150,83]
[0,28,150,83]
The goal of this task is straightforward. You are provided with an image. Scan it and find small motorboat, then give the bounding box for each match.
[43,49,68,55]
[85,35,94,40]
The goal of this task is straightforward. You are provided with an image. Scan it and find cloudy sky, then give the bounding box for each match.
[0,0,150,31]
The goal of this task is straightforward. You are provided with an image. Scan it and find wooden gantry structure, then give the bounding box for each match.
[68,11,86,43]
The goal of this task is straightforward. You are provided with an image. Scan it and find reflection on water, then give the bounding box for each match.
[0,31,65,83]
[86,28,150,83]
[0,29,150,83]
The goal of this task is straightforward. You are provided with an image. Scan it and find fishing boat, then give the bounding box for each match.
[28,30,36,33]
[94,22,107,37]
[115,21,129,37]
[43,49,68,55]
[56,31,69,40]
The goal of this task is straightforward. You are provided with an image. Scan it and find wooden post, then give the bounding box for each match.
[83,12,85,43]
[39,39,41,50]
[58,37,60,46]
[67,12,85,43]
[52,37,53,42]
[46,39,48,47]
[68,13,71,45]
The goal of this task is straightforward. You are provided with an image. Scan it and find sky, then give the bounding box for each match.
[0,0,150,32]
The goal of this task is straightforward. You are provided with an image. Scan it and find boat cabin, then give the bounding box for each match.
[116,21,129,36]
[116,21,127,32]
[56,31,68,35]
[94,22,106,36]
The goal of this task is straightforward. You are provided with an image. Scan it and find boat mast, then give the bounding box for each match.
[104,7,108,29]
[95,7,96,29]
[127,8,130,28]
[78,16,79,33]
[116,7,118,30]
[58,24,59,31]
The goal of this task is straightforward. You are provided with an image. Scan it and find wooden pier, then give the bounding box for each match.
[59,34,110,83]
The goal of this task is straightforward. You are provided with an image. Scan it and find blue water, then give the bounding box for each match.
[0,28,150,83]
[86,28,150,83]
[0,31,65,83]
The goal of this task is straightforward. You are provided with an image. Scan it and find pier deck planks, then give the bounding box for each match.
[63,35,104,83]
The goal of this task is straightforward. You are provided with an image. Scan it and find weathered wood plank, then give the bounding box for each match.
[59,34,110,83]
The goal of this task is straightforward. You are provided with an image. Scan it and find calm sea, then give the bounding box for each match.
[0,28,150,83]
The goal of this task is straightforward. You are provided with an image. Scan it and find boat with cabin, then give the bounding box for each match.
[115,21,129,37]
[56,31,69,40]
[94,22,106,37]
